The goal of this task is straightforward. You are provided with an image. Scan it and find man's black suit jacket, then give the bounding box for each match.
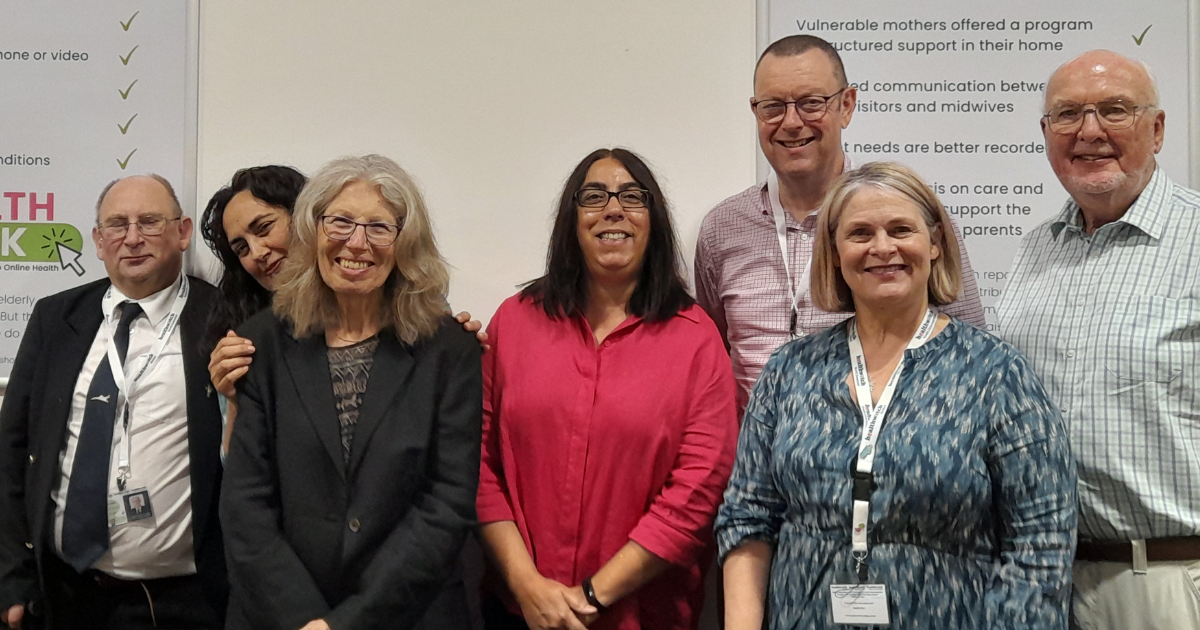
[0,277,229,623]
[221,310,481,630]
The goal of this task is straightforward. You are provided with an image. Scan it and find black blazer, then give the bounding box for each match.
[0,277,229,622]
[221,310,481,630]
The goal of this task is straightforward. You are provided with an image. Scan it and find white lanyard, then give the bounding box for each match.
[847,308,937,578]
[767,171,815,338]
[101,275,189,489]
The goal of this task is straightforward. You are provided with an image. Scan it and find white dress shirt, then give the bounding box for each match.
[52,277,196,578]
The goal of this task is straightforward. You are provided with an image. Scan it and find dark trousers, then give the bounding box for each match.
[43,553,220,630]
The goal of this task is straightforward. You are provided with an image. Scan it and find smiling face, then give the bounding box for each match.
[223,190,291,290]
[753,49,856,184]
[1042,51,1164,211]
[834,186,940,311]
[317,180,398,301]
[575,157,651,285]
[92,176,192,299]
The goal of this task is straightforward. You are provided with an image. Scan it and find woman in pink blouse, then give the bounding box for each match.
[477,148,738,630]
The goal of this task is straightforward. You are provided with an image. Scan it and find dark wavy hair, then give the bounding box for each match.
[521,148,693,322]
[200,165,306,347]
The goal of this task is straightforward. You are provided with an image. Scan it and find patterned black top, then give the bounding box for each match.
[328,336,379,465]
[715,318,1077,629]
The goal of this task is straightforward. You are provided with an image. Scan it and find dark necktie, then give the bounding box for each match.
[61,301,143,572]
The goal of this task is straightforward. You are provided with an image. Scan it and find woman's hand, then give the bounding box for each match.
[208,330,255,397]
[454,311,490,352]
[568,585,600,626]
[297,620,330,630]
[2,604,23,629]
[513,574,597,630]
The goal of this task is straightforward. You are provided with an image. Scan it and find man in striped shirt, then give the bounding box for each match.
[998,50,1200,629]
[695,34,985,410]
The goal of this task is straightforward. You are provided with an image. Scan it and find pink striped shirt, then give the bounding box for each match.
[694,181,986,410]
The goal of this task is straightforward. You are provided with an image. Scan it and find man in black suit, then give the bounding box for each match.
[0,175,227,629]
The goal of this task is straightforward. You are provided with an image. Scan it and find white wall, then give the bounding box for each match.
[196,1,758,324]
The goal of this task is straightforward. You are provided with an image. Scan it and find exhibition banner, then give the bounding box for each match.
[0,1,191,378]
[760,0,1192,330]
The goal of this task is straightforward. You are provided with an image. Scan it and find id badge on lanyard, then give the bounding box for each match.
[830,308,937,626]
[767,171,814,339]
[101,275,188,492]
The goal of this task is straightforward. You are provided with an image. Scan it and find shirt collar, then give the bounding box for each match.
[759,154,854,218]
[578,306,702,342]
[675,306,701,324]
[103,275,183,327]
[1050,168,1170,241]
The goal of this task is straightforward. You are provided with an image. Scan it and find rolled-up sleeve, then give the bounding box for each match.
[714,350,788,563]
[628,332,738,565]
[984,352,1076,629]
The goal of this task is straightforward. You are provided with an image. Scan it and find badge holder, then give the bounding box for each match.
[829,578,890,627]
[106,466,154,528]
[107,487,155,527]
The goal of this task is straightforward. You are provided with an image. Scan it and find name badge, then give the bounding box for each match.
[830,583,890,626]
[107,487,155,527]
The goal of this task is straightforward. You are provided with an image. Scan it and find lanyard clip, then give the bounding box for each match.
[852,470,874,502]
[854,552,869,582]
[116,466,131,492]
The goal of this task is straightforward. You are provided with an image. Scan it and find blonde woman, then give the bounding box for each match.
[717,162,1076,629]
[221,155,481,630]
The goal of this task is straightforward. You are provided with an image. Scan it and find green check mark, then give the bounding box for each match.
[119,45,139,65]
[1133,25,1152,45]
[118,114,138,135]
[120,11,139,31]
[117,149,137,170]
[119,80,137,100]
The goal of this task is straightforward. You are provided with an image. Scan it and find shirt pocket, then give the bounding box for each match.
[1101,296,1195,408]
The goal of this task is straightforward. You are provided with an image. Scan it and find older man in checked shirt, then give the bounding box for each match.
[695,34,985,409]
[998,50,1200,629]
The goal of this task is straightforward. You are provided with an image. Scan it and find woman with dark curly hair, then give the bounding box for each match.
[201,165,307,341]
[200,165,307,455]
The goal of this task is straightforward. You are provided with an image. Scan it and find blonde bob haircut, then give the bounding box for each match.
[272,154,450,344]
[811,161,962,313]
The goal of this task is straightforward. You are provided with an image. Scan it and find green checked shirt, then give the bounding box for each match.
[998,168,1200,541]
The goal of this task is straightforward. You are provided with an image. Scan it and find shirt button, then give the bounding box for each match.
[1076,298,1085,306]
[24,542,33,549]
[800,233,810,241]
[349,518,361,533]
[28,455,35,464]
[1066,350,1075,358]
[1061,406,1068,413]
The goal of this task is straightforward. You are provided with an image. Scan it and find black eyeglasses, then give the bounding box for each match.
[750,87,847,124]
[574,188,650,210]
[98,216,181,240]
[1042,99,1151,134]
[319,215,401,246]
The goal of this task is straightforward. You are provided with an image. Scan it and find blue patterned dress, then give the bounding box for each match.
[715,318,1076,629]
